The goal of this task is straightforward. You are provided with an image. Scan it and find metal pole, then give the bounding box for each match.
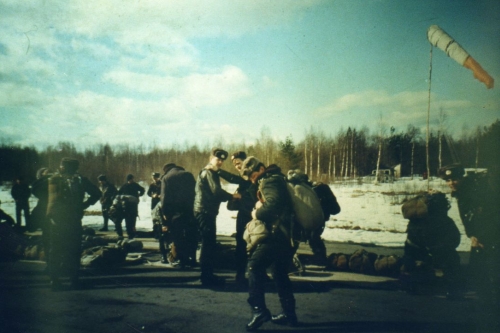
[426,44,433,191]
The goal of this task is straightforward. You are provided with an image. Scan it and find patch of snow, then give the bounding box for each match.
[0,177,471,251]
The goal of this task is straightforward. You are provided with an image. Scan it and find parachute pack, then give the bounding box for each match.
[401,192,450,220]
[285,179,325,231]
[47,173,85,219]
[108,195,139,223]
[312,182,341,220]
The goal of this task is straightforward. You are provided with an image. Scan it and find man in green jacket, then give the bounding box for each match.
[240,157,298,331]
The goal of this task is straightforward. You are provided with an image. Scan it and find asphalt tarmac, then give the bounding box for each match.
[1,234,498,333]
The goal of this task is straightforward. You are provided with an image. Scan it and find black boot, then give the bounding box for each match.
[271,298,298,326]
[246,307,271,331]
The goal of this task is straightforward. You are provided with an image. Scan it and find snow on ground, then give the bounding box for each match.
[0,177,471,252]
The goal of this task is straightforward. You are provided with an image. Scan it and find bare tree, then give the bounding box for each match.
[437,107,448,170]
[374,114,387,185]
[406,125,421,179]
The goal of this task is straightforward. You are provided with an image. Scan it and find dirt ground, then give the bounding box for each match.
[1,234,498,333]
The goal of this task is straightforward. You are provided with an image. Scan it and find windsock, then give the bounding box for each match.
[427,25,494,89]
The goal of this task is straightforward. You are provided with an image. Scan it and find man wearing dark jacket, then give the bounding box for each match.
[240,157,298,331]
[439,164,500,305]
[194,148,241,287]
[147,172,162,210]
[118,174,145,239]
[97,175,117,232]
[31,168,52,265]
[46,158,101,289]
[160,163,197,267]
[401,192,462,298]
[11,176,31,230]
[215,151,256,283]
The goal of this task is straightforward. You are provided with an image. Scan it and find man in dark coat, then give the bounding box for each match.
[97,175,117,232]
[117,174,145,239]
[214,151,256,283]
[240,157,298,331]
[194,148,241,287]
[11,176,31,230]
[401,192,462,298]
[31,167,52,263]
[160,163,197,267]
[439,164,500,305]
[147,172,162,210]
[46,158,101,289]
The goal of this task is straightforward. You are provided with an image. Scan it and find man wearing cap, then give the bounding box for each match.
[118,174,145,239]
[11,176,32,230]
[240,156,298,331]
[160,163,197,267]
[212,151,256,284]
[46,157,101,289]
[147,172,162,211]
[439,163,500,304]
[194,148,241,287]
[97,175,117,232]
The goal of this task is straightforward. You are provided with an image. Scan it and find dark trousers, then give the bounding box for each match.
[101,207,110,229]
[114,215,136,238]
[48,220,82,281]
[247,237,295,310]
[195,212,217,278]
[469,246,500,301]
[307,226,327,262]
[235,211,252,276]
[403,243,462,293]
[15,200,30,228]
[159,230,170,257]
[124,215,136,239]
[170,213,198,265]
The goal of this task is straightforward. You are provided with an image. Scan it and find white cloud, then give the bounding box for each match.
[315,90,472,119]
[1,0,322,44]
[104,65,252,107]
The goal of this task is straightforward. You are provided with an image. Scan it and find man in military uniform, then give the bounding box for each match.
[46,158,101,289]
[32,168,52,266]
[439,164,500,304]
[147,172,162,211]
[194,148,241,287]
[160,163,197,267]
[117,174,145,239]
[240,157,298,331]
[213,151,256,284]
[97,175,117,232]
[11,176,31,230]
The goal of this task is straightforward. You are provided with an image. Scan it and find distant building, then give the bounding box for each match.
[371,168,395,183]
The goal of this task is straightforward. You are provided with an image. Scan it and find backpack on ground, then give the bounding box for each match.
[348,249,377,275]
[81,245,127,267]
[374,254,402,276]
[326,253,350,271]
[312,182,341,220]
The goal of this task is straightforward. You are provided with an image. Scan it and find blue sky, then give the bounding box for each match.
[1,0,499,149]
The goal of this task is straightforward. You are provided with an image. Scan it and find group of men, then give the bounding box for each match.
[4,149,499,331]
[85,148,297,330]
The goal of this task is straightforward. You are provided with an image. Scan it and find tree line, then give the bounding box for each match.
[1,119,499,186]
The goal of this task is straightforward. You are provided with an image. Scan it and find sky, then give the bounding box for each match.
[1,0,499,150]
